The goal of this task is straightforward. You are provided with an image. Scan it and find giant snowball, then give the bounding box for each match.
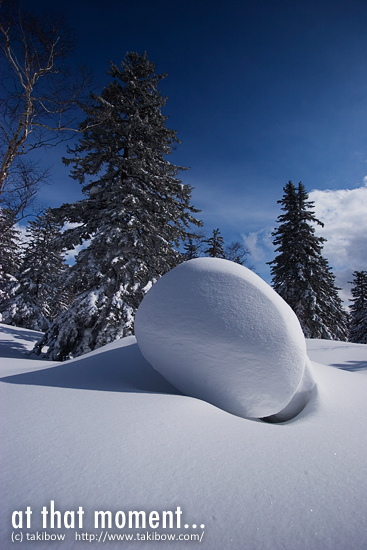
[135,258,314,419]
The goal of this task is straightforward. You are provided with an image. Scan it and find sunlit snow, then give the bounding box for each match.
[135,258,314,419]
[1,314,367,548]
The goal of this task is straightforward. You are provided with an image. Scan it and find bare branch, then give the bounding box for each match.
[0,0,93,203]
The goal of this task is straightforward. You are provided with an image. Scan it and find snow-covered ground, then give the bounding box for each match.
[1,323,367,549]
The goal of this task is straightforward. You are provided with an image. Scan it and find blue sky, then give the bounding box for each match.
[24,0,367,295]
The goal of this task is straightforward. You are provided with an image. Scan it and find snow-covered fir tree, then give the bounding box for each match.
[34,52,201,360]
[349,271,367,343]
[268,181,348,340]
[204,228,225,258]
[0,208,21,306]
[0,209,69,331]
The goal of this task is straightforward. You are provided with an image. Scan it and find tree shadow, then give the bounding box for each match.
[330,361,367,372]
[0,339,182,395]
[0,325,44,359]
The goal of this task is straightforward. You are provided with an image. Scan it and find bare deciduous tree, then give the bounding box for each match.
[0,0,92,222]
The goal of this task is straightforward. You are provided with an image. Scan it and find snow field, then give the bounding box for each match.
[1,324,367,549]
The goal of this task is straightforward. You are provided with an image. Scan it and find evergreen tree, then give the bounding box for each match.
[349,271,367,343]
[268,181,348,340]
[204,228,225,258]
[0,208,21,305]
[34,52,201,360]
[0,209,69,331]
[183,236,199,260]
[183,231,206,260]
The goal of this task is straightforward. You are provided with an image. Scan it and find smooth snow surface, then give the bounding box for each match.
[1,325,367,549]
[135,258,313,418]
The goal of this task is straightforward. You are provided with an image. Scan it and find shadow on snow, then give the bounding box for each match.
[330,361,367,372]
[0,339,182,395]
[0,324,46,360]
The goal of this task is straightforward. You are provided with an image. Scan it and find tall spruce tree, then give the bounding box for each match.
[0,209,69,330]
[349,271,367,343]
[268,181,348,340]
[34,52,201,360]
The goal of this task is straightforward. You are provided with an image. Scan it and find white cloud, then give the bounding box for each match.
[242,228,273,263]
[242,179,367,304]
[309,178,367,304]
[15,223,28,243]
[242,228,274,282]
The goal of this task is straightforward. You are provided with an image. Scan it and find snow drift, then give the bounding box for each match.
[135,258,315,419]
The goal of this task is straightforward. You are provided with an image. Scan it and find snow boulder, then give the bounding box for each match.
[135,258,315,419]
